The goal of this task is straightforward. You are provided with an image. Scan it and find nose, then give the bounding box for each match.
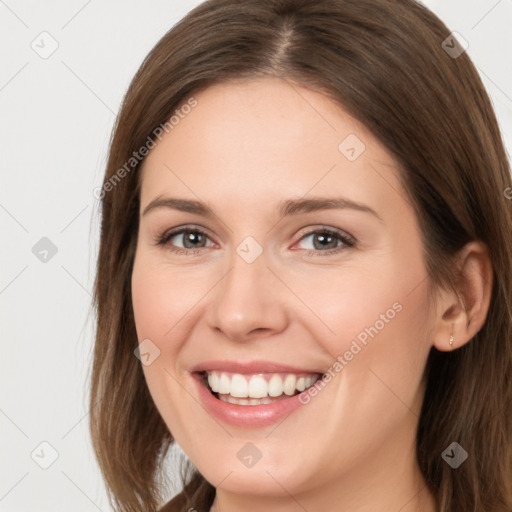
[206,248,288,342]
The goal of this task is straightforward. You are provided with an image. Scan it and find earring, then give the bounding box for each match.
[449,335,454,347]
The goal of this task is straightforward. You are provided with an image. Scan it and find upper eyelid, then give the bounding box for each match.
[163,224,215,241]
[295,225,354,242]
[161,225,215,245]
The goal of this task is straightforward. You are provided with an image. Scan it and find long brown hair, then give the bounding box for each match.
[89,1,512,511]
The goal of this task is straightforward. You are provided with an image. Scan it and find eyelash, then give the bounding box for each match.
[155,225,356,257]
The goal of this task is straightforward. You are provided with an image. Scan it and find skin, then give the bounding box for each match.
[131,77,492,512]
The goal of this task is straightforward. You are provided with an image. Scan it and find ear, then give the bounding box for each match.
[431,241,493,352]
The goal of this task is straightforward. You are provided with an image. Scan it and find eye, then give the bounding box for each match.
[156,226,215,254]
[155,225,356,256]
[294,227,355,256]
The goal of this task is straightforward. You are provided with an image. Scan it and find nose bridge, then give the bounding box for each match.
[207,238,287,340]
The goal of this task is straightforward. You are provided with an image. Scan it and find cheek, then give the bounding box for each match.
[283,257,420,351]
[322,268,432,434]
[297,246,431,408]
[131,256,201,346]
[131,254,211,405]
[131,259,206,446]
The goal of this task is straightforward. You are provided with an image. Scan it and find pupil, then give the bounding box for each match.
[184,231,204,249]
[314,233,335,250]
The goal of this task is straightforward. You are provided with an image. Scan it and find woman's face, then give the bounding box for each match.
[131,77,435,501]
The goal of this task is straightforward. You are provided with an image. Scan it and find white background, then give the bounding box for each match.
[1,1,511,511]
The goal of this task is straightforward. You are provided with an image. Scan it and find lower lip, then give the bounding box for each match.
[192,373,311,428]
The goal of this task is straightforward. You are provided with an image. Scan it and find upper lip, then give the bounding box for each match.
[190,360,324,375]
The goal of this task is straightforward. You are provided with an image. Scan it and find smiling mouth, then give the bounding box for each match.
[199,370,323,406]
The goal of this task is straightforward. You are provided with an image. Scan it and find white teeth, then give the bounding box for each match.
[218,373,231,394]
[248,375,268,398]
[206,371,320,399]
[207,372,220,392]
[230,374,248,397]
[268,374,284,397]
[283,374,297,396]
[305,376,316,388]
[218,395,274,406]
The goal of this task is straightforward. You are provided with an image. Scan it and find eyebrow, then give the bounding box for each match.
[142,196,383,221]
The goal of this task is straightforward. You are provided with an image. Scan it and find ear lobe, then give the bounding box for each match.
[431,241,493,352]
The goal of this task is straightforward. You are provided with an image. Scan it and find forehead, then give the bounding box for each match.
[139,77,406,218]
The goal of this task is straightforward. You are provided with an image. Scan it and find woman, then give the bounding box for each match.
[89,1,512,511]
